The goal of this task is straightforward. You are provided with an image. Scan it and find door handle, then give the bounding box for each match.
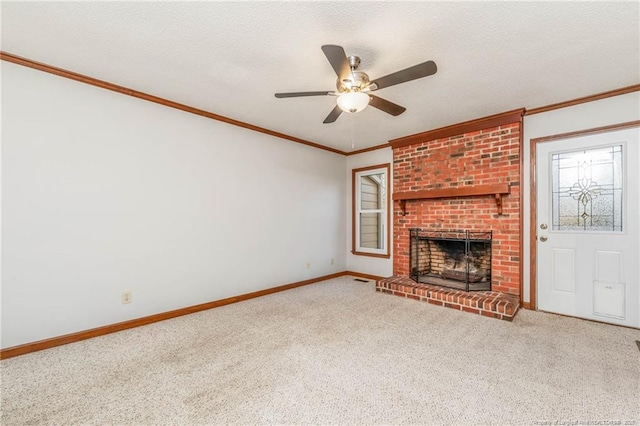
[540,223,548,230]
[540,236,548,242]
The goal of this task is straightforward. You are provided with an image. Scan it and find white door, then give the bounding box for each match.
[537,126,639,327]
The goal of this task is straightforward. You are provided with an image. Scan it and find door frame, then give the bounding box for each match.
[529,120,640,310]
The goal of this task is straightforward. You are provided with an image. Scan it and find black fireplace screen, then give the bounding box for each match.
[409,229,492,292]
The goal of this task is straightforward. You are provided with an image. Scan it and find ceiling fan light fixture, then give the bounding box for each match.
[337,91,370,113]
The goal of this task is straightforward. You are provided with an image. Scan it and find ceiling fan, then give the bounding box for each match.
[275,45,437,124]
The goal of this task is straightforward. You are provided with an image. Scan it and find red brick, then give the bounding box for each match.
[392,123,521,296]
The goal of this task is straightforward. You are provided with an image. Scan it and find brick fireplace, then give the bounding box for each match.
[376,110,524,320]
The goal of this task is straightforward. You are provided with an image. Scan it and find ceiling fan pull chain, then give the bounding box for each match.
[351,113,355,150]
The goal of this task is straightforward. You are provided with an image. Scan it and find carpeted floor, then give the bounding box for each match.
[1,276,639,425]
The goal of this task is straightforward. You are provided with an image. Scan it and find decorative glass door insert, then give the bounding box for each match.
[551,144,623,232]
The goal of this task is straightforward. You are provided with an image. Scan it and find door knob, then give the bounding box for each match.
[540,236,548,242]
[540,223,548,230]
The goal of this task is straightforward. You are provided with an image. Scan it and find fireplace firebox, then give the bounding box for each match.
[409,229,492,292]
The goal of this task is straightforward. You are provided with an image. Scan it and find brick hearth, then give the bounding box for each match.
[377,275,519,321]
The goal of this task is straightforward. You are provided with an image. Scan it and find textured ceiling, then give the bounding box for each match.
[2,2,639,152]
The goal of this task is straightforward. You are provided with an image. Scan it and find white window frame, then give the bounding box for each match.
[352,164,390,258]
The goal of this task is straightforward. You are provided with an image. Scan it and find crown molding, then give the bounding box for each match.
[346,142,391,156]
[389,108,525,149]
[5,52,635,158]
[0,51,348,156]
[525,84,640,116]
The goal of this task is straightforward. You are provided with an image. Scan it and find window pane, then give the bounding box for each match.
[551,145,623,232]
[360,173,385,210]
[360,212,384,249]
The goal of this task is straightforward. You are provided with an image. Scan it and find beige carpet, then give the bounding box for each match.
[1,276,639,425]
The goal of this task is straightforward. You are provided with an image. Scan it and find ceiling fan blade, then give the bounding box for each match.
[370,60,437,91]
[275,91,331,98]
[321,45,352,83]
[323,105,343,123]
[368,95,406,116]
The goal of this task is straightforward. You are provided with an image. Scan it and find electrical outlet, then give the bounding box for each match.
[122,291,132,304]
[306,261,311,269]
[331,257,335,265]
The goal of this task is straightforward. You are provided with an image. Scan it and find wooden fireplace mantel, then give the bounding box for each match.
[393,183,511,215]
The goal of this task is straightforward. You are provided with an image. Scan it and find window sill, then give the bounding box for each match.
[351,250,391,259]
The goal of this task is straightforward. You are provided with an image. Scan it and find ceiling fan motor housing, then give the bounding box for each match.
[337,56,370,93]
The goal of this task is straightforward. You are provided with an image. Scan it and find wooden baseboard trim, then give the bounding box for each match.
[521,302,532,310]
[345,271,386,281]
[0,271,348,360]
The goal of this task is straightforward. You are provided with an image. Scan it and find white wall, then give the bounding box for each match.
[522,91,640,304]
[346,147,394,278]
[1,62,347,348]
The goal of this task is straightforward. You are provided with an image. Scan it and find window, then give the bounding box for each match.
[352,164,390,257]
